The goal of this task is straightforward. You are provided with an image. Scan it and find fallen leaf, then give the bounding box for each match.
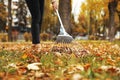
[27,63,42,70]
[72,73,83,80]
[22,53,28,59]
[54,58,63,66]
[7,63,18,69]
[84,63,91,71]
[35,71,44,78]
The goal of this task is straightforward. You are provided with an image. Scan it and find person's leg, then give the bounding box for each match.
[25,0,44,44]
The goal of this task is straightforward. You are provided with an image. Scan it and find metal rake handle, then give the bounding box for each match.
[55,9,66,33]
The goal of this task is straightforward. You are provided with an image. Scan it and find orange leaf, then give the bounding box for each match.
[106,59,116,66]
[84,63,91,71]
[107,67,117,73]
[54,58,63,66]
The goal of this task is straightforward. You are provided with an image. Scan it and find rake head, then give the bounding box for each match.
[56,35,73,43]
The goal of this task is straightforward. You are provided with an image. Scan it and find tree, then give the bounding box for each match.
[59,0,72,34]
[79,0,105,39]
[108,0,118,41]
[0,0,3,2]
[0,1,7,31]
[116,1,120,30]
[17,0,27,28]
[8,0,12,41]
[41,0,58,35]
[42,0,52,32]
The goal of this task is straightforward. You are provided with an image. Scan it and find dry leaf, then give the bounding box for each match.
[22,53,28,59]
[27,63,42,70]
[72,73,83,80]
[84,63,91,71]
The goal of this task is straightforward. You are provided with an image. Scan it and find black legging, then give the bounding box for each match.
[25,0,44,44]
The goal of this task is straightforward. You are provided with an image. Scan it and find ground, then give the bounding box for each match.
[0,40,120,80]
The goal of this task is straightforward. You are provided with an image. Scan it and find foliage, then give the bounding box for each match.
[78,0,120,40]
[79,0,104,35]
[0,33,8,42]
[0,2,7,31]
[40,32,51,41]
[42,0,58,33]
[23,32,31,42]
[0,41,120,79]
[23,32,52,42]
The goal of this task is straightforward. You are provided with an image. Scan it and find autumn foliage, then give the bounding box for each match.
[0,41,120,79]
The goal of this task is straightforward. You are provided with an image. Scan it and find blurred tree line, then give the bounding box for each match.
[77,0,120,41]
[0,0,120,41]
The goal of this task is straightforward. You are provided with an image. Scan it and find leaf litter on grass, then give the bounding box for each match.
[0,41,120,80]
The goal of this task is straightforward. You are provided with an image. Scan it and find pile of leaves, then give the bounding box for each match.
[0,41,120,80]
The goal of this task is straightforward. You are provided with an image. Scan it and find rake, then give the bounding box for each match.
[56,10,73,43]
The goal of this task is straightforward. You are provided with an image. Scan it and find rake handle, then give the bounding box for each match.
[55,9,66,33]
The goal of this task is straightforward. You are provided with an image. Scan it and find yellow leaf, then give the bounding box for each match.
[22,53,28,59]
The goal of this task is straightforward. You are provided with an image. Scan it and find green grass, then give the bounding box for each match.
[0,51,23,72]
[113,40,120,45]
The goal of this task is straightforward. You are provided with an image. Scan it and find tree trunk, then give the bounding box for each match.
[1,0,4,3]
[8,0,12,41]
[108,0,118,41]
[89,10,93,35]
[59,0,72,34]
[17,0,27,28]
[116,10,120,28]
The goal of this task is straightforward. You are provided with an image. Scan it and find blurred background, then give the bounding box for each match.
[0,0,120,42]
